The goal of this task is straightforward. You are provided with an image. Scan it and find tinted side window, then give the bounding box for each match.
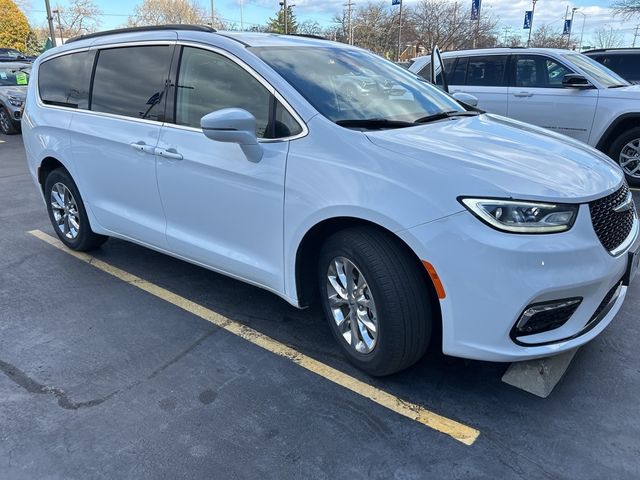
[450,57,468,85]
[514,55,573,88]
[466,56,507,86]
[604,54,640,79]
[175,47,301,139]
[39,51,95,108]
[91,46,173,121]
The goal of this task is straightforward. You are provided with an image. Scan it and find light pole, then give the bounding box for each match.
[210,0,215,28]
[44,0,57,47]
[574,10,587,52]
[397,0,403,62]
[567,7,577,48]
[527,0,538,47]
[52,8,63,45]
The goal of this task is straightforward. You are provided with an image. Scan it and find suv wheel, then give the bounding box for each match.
[0,107,18,135]
[44,168,108,251]
[609,127,640,187]
[318,226,433,376]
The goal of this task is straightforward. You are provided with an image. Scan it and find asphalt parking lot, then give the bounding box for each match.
[1,132,640,479]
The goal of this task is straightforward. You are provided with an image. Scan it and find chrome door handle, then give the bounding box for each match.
[513,92,533,98]
[129,141,155,154]
[155,147,183,160]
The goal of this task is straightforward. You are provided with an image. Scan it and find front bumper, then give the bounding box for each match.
[397,206,637,362]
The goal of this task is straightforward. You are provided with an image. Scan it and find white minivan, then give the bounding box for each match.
[411,48,640,186]
[23,27,639,376]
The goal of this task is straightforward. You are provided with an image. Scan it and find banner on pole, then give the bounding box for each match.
[563,19,572,35]
[523,10,532,30]
[392,0,401,5]
[471,0,481,20]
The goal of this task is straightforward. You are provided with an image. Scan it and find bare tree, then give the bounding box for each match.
[52,0,101,37]
[611,0,640,19]
[409,0,498,52]
[298,20,323,36]
[528,25,567,48]
[591,26,625,48]
[332,3,397,56]
[127,0,209,27]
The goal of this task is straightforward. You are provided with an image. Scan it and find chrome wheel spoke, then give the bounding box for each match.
[620,139,640,178]
[50,183,80,240]
[326,256,378,355]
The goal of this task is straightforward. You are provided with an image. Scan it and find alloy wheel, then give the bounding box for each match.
[50,182,80,240]
[619,138,640,179]
[0,109,9,134]
[326,256,378,354]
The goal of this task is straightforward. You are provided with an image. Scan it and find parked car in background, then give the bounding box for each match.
[23,27,638,376]
[584,48,640,85]
[0,48,35,62]
[410,48,640,185]
[0,62,30,134]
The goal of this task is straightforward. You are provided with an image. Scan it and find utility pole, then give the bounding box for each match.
[344,1,355,45]
[284,0,288,34]
[397,0,403,62]
[44,0,57,47]
[527,0,538,47]
[502,26,512,45]
[634,25,640,48]
[52,9,63,45]
[240,0,244,31]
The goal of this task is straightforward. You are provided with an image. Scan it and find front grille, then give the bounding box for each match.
[589,184,635,252]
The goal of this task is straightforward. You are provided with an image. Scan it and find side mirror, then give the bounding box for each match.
[201,108,263,163]
[452,92,479,108]
[430,46,449,93]
[562,74,593,89]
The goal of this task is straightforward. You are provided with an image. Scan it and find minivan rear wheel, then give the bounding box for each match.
[609,127,640,187]
[44,168,108,251]
[318,226,433,376]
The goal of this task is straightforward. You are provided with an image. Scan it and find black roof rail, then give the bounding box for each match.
[67,24,216,44]
[285,33,328,40]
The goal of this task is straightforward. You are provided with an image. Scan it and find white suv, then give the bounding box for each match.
[410,48,640,186]
[23,27,638,376]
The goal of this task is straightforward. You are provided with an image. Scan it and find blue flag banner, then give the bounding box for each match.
[523,10,532,30]
[471,0,481,20]
[563,19,572,35]
[392,0,401,5]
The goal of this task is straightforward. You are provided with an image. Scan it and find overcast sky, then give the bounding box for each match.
[21,0,640,47]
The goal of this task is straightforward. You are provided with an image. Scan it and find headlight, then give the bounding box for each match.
[8,96,24,107]
[460,198,578,233]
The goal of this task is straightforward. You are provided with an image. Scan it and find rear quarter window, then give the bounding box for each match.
[38,51,96,109]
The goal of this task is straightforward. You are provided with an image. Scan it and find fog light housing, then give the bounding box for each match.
[513,298,582,337]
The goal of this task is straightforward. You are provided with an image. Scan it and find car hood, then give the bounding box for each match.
[598,84,640,99]
[0,86,26,98]
[365,114,624,203]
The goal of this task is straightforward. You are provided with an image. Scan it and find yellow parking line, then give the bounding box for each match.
[29,229,480,446]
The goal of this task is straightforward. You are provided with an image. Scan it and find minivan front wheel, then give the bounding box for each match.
[44,168,108,251]
[318,226,433,376]
[609,127,640,187]
[0,107,18,135]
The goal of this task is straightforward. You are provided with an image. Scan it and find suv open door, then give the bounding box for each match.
[430,46,479,108]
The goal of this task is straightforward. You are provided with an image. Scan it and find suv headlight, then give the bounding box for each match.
[8,96,24,107]
[460,198,578,233]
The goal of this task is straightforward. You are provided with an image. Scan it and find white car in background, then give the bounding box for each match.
[411,48,640,186]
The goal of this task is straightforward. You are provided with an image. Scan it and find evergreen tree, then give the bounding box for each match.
[267,6,298,34]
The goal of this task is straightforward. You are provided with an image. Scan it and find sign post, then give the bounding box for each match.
[471,0,481,48]
[393,0,403,61]
[526,0,538,47]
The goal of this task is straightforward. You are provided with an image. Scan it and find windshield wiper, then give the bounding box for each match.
[414,110,480,124]
[336,118,416,129]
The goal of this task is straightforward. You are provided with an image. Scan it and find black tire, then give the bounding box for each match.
[318,226,433,376]
[44,168,108,251]
[608,126,640,187]
[0,107,18,135]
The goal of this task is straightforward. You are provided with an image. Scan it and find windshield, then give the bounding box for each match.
[0,67,29,87]
[562,53,629,88]
[251,46,464,126]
